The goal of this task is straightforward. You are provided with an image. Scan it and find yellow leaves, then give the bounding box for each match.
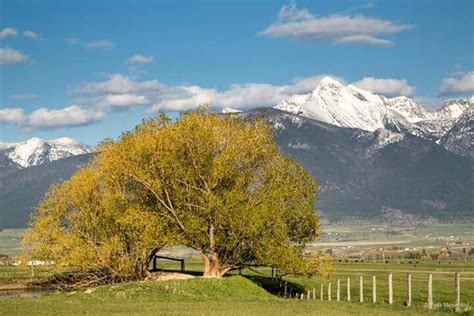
[306,251,336,279]
[25,109,321,278]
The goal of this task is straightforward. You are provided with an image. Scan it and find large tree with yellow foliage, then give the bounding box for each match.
[25,108,320,279]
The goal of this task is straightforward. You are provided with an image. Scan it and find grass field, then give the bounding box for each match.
[0,275,466,316]
[1,226,472,315]
[0,260,472,315]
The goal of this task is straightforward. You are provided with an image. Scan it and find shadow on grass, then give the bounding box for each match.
[242,275,304,297]
[148,268,203,277]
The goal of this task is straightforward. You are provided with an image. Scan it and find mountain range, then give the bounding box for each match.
[275,77,473,157]
[0,77,472,227]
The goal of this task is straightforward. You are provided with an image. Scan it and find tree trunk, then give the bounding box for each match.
[201,253,230,278]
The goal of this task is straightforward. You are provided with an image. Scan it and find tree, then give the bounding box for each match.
[24,167,169,283]
[25,108,320,279]
[306,251,336,279]
[95,109,320,277]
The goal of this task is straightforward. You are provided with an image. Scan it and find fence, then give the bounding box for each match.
[279,272,464,312]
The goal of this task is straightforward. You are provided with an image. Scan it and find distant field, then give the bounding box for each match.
[0,229,25,257]
[3,223,473,257]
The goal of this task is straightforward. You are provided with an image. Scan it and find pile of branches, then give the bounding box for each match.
[38,268,139,290]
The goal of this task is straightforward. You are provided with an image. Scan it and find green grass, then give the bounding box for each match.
[0,276,457,315]
[1,261,472,315]
[0,229,25,257]
[0,265,52,285]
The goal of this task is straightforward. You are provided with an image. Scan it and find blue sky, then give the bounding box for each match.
[1,0,473,145]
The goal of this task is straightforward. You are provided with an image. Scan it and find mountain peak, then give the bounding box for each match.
[0,137,92,168]
[318,76,344,88]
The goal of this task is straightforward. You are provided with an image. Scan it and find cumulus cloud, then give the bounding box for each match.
[0,105,105,130]
[0,27,18,39]
[96,94,149,108]
[258,2,413,46]
[439,71,474,95]
[352,77,415,97]
[86,40,115,49]
[9,94,39,101]
[74,74,163,95]
[0,108,25,124]
[128,54,154,65]
[0,48,27,65]
[27,105,105,129]
[23,30,41,40]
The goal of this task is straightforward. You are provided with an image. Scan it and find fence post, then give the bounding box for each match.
[337,279,340,301]
[388,273,393,304]
[406,273,412,307]
[372,275,376,304]
[300,293,304,300]
[320,284,324,300]
[180,259,185,272]
[428,273,433,310]
[313,287,316,300]
[359,276,363,303]
[328,283,332,301]
[455,272,461,312]
[307,290,310,300]
[284,282,288,297]
[347,277,351,301]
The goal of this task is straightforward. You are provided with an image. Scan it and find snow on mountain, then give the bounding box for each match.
[384,96,434,123]
[221,107,242,113]
[439,108,474,157]
[275,76,410,132]
[274,77,473,156]
[434,98,473,121]
[0,137,92,168]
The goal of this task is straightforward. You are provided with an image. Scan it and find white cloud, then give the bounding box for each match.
[259,2,413,46]
[0,27,18,39]
[0,105,104,130]
[352,77,415,97]
[23,30,41,40]
[0,48,27,65]
[74,74,163,95]
[86,40,115,49]
[96,94,149,108]
[439,71,474,95]
[9,94,39,101]
[27,105,105,129]
[128,54,154,65]
[0,108,25,124]
[335,35,392,46]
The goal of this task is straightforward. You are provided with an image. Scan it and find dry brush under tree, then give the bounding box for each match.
[24,108,322,282]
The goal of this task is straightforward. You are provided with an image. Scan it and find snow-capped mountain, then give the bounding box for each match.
[384,96,434,123]
[0,137,92,170]
[275,76,407,132]
[274,76,473,156]
[440,108,474,157]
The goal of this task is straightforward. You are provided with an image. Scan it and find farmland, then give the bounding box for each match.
[1,225,473,315]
